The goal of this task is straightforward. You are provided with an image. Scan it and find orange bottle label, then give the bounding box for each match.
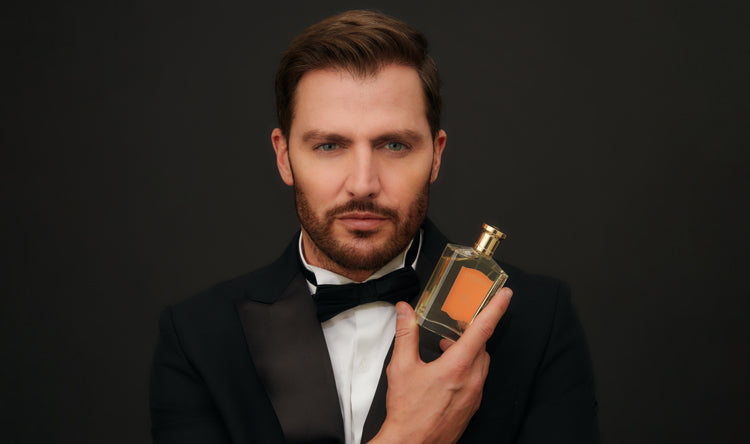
[441,266,493,323]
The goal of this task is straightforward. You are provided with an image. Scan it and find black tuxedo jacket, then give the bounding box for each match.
[150,220,599,443]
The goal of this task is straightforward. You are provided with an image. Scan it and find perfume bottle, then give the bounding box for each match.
[416,224,508,341]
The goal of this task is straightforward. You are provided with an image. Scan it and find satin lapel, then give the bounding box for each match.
[362,222,450,440]
[235,253,344,443]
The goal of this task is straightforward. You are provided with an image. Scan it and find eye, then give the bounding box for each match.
[384,141,406,152]
[316,143,340,152]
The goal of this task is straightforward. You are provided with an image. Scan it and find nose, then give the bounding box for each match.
[345,146,381,199]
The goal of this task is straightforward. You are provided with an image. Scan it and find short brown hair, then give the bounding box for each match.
[275,10,442,138]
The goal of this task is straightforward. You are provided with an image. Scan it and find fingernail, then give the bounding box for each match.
[396,302,412,320]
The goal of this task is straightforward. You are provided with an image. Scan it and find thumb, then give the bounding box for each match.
[392,302,420,365]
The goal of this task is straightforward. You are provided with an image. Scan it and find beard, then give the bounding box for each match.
[294,183,429,272]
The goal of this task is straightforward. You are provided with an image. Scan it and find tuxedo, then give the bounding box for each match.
[150,219,599,443]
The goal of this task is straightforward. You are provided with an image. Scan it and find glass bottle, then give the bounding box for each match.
[416,223,508,341]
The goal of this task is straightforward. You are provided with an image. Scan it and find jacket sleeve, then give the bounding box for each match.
[515,283,600,444]
[149,307,232,444]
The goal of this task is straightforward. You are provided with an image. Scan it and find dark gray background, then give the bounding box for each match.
[3,1,748,443]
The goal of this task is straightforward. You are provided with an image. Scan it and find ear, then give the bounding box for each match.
[272,128,294,186]
[429,129,447,184]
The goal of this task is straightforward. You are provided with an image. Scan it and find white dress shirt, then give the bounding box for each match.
[298,232,422,444]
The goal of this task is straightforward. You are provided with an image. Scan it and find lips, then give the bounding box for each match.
[336,212,389,231]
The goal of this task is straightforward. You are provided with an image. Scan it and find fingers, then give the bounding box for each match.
[391,301,420,365]
[474,287,513,330]
[448,287,513,361]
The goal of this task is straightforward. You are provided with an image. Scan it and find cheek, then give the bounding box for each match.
[381,162,432,199]
[295,171,344,204]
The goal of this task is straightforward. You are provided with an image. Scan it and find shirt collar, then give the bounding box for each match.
[298,229,423,291]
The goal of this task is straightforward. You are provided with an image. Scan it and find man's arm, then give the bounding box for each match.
[370,287,514,444]
[149,307,232,444]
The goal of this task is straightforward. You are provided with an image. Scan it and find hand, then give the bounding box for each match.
[370,287,513,444]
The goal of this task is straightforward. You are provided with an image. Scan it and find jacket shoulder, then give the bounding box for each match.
[499,261,571,316]
[486,260,578,370]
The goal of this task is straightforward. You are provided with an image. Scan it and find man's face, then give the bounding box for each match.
[272,64,446,280]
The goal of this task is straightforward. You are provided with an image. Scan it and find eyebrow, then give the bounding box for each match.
[301,129,424,146]
[371,130,424,147]
[301,130,352,145]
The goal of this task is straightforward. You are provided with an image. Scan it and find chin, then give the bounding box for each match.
[329,227,407,271]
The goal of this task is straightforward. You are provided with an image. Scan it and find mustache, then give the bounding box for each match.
[325,199,399,220]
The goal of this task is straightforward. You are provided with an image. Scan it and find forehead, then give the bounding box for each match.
[290,65,430,136]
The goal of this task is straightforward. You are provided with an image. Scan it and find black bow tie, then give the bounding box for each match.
[313,267,420,322]
[302,233,422,322]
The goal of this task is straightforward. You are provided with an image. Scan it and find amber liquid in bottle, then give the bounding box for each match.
[415,224,508,341]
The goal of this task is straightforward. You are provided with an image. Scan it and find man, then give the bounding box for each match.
[150,10,599,444]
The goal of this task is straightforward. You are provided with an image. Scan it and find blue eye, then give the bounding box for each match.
[385,142,406,151]
[317,143,339,152]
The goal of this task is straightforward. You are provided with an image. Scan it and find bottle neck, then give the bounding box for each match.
[474,232,501,257]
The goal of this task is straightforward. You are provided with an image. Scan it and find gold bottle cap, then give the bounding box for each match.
[473,223,506,257]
